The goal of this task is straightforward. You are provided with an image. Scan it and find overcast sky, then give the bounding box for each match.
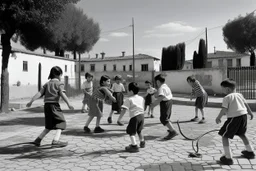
[12,0,256,60]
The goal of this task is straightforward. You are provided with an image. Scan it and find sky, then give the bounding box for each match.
[12,0,256,60]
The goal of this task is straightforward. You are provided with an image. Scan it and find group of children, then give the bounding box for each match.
[27,66,255,165]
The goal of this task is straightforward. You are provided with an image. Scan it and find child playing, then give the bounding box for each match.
[150,74,179,140]
[144,80,157,118]
[81,72,93,113]
[117,82,145,152]
[107,75,125,124]
[216,79,254,165]
[26,66,74,148]
[187,76,208,124]
[84,75,116,133]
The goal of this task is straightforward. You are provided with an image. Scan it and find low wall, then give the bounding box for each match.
[157,67,227,95]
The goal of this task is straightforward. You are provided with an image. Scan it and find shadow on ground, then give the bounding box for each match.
[0,117,45,126]
[80,149,126,157]
[136,161,222,171]
[0,142,74,159]
[23,106,82,114]
[62,129,127,138]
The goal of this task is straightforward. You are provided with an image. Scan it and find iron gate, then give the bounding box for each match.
[227,67,256,99]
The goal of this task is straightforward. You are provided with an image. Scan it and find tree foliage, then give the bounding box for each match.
[161,42,185,71]
[0,0,79,112]
[193,51,199,69]
[223,12,256,66]
[192,39,207,69]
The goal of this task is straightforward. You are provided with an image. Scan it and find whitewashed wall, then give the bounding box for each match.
[0,49,76,99]
[157,67,228,95]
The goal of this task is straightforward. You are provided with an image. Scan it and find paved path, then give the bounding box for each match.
[0,97,256,171]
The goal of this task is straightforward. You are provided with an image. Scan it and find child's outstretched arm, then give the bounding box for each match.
[26,92,42,107]
[245,103,253,120]
[150,95,164,109]
[215,108,227,124]
[59,91,74,110]
[103,88,116,103]
[117,108,127,122]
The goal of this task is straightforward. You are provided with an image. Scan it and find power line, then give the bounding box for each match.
[185,30,205,45]
[100,25,131,35]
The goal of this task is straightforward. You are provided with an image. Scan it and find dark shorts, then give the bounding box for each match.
[195,93,208,109]
[218,114,247,139]
[126,114,144,136]
[82,93,90,104]
[112,92,124,113]
[145,94,153,106]
[44,103,66,130]
[160,100,172,126]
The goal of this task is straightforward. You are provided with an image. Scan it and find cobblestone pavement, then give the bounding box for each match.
[0,98,256,171]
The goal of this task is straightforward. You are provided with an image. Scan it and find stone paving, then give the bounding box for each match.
[0,97,256,171]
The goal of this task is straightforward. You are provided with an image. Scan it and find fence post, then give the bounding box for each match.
[64,76,69,90]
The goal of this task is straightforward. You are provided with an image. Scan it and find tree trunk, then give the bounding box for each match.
[73,50,77,60]
[1,34,12,113]
[38,63,42,92]
[55,48,60,56]
[60,49,65,57]
[250,51,255,66]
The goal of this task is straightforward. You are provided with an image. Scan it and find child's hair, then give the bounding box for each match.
[115,75,122,81]
[154,74,165,83]
[187,76,196,82]
[48,66,63,79]
[100,75,110,86]
[128,82,139,94]
[145,80,152,84]
[220,79,236,90]
[85,72,93,79]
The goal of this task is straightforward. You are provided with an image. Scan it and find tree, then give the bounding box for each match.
[198,39,207,68]
[161,42,186,70]
[193,51,199,69]
[0,0,79,113]
[47,4,100,59]
[223,12,256,66]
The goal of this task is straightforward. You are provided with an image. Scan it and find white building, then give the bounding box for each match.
[79,52,161,73]
[183,50,250,70]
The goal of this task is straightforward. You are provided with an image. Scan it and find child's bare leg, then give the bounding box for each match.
[130,135,137,145]
[107,110,114,123]
[138,132,144,142]
[53,129,62,141]
[200,109,205,118]
[222,137,232,158]
[81,103,85,110]
[85,116,94,127]
[195,107,198,117]
[38,129,50,139]
[96,116,101,127]
[166,122,175,132]
[239,134,254,152]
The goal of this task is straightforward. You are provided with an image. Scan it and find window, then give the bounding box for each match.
[227,59,232,67]
[90,64,95,71]
[104,64,107,71]
[123,65,126,71]
[186,66,189,69]
[236,58,241,67]
[65,54,69,58]
[113,64,116,71]
[65,65,67,72]
[206,61,212,68]
[81,64,84,72]
[141,64,148,71]
[23,61,28,72]
[129,65,132,71]
[74,65,76,72]
[218,59,223,67]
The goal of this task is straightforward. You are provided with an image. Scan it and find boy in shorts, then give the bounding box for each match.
[151,74,178,140]
[216,79,254,165]
[117,82,145,152]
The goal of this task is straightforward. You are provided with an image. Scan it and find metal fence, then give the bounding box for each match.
[227,67,256,99]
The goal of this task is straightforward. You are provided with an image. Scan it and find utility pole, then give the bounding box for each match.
[205,27,208,55]
[78,53,81,90]
[132,18,135,82]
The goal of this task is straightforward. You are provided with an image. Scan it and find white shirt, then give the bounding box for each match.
[222,93,248,118]
[158,83,173,101]
[111,83,125,92]
[122,95,145,118]
[82,81,93,95]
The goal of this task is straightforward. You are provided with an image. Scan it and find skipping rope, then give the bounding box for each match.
[176,120,219,158]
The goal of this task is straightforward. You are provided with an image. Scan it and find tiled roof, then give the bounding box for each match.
[81,54,160,62]
[208,51,249,59]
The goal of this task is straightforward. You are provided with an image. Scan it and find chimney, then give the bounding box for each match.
[96,53,98,58]
[122,51,125,57]
[101,52,105,59]
[214,46,216,54]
